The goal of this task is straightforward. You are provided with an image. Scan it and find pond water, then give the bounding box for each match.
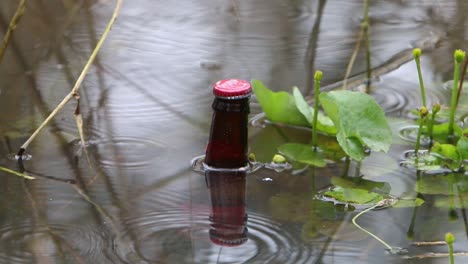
[0,0,468,263]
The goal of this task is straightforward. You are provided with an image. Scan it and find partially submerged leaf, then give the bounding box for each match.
[429,123,463,143]
[392,198,425,208]
[319,91,392,161]
[457,134,468,160]
[278,143,327,167]
[292,87,336,135]
[324,186,384,204]
[252,80,309,127]
[331,176,389,193]
[431,142,463,170]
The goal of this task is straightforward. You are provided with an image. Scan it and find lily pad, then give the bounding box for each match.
[252,80,310,127]
[319,91,392,161]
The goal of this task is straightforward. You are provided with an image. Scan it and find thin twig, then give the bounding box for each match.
[0,0,26,62]
[17,0,123,157]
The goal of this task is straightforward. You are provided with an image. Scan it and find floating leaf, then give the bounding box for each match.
[252,80,309,127]
[457,134,468,160]
[331,176,390,194]
[278,143,327,167]
[324,186,384,204]
[392,198,425,208]
[319,91,392,161]
[416,173,466,195]
[429,123,463,143]
[292,87,337,135]
[431,142,463,170]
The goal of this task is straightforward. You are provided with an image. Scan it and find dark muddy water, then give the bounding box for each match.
[0,0,468,263]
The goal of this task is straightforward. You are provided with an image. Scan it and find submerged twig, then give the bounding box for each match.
[0,0,26,63]
[17,0,123,157]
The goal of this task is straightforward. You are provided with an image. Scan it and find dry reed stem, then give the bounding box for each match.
[17,0,123,156]
[0,0,26,63]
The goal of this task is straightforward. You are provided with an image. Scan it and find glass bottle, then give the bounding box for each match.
[204,79,251,246]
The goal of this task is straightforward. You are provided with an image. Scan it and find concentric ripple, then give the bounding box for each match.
[89,137,167,168]
[117,209,315,264]
[0,223,111,264]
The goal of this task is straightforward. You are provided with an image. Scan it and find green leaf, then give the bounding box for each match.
[324,186,384,204]
[292,87,337,135]
[431,142,463,170]
[278,143,327,167]
[331,176,389,193]
[252,80,310,127]
[429,123,463,143]
[457,134,468,160]
[392,198,425,208]
[319,91,392,161]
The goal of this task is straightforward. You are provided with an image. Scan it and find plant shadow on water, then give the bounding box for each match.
[1,0,468,263]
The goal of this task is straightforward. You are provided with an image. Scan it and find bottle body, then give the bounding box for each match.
[205,97,249,168]
[206,170,247,246]
[204,79,251,246]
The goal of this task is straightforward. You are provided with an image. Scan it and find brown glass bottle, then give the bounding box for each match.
[204,79,251,168]
[204,79,251,246]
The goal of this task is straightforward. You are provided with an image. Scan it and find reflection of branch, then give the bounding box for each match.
[0,0,26,62]
[342,0,370,90]
[405,252,468,260]
[17,0,123,157]
[0,166,35,179]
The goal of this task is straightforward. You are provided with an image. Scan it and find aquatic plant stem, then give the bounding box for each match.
[428,104,440,150]
[445,232,455,264]
[457,58,468,108]
[352,201,393,251]
[17,0,123,157]
[0,0,26,63]
[413,48,427,107]
[312,71,323,149]
[415,107,428,155]
[448,50,465,137]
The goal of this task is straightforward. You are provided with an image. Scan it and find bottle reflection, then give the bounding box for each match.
[206,169,248,246]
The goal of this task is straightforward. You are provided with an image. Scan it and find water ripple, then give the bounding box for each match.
[117,209,315,264]
[0,223,110,264]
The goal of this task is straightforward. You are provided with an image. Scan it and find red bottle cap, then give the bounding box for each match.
[213,79,252,99]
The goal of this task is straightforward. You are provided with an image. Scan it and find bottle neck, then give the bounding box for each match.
[205,97,250,168]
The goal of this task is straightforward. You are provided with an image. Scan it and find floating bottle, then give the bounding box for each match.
[204,79,251,246]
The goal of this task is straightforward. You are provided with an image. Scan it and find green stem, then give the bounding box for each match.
[414,55,427,107]
[352,201,393,251]
[414,109,427,155]
[312,71,322,149]
[448,243,455,264]
[449,50,465,137]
